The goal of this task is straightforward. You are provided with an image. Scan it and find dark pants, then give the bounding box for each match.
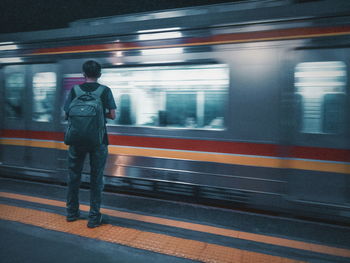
[66,144,108,222]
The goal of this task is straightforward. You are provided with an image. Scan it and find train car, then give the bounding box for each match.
[0,0,349,222]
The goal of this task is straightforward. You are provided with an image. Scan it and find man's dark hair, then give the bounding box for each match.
[82,60,101,78]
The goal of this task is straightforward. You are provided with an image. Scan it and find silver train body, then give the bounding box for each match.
[0,0,349,222]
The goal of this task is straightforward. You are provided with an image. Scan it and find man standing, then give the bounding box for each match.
[64,60,116,228]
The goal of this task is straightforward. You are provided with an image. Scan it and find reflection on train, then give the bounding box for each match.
[0,0,349,223]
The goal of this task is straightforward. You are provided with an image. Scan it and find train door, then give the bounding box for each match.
[27,64,60,171]
[1,65,28,167]
[288,47,350,207]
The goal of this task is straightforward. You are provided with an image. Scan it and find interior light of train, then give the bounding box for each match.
[295,81,344,87]
[138,28,182,41]
[113,51,123,57]
[0,57,23,63]
[143,60,184,64]
[141,47,183,56]
[295,71,346,78]
[152,11,183,19]
[0,42,18,51]
[126,79,228,86]
[138,27,181,33]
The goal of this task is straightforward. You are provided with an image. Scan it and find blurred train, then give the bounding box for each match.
[0,0,349,222]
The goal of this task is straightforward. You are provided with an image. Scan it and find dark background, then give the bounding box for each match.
[0,0,240,34]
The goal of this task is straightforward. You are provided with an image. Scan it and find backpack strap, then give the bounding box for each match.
[73,85,85,97]
[91,85,106,97]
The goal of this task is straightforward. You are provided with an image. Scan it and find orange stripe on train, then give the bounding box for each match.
[30,25,350,55]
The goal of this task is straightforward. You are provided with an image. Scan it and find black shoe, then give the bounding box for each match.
[66,212,84,222]
[87,216,108,228]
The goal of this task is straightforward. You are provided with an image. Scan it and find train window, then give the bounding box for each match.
[32,72,57,122]
[295,61,347,134]
[99,64,229,129]
[5,72,25,119]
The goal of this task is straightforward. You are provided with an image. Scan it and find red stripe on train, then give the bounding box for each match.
[109,134,279,157]
[2,129,63,141]
[289,146,349,163]
[1,129,349,162]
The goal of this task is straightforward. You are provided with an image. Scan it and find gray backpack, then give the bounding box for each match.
[64,85,106,146]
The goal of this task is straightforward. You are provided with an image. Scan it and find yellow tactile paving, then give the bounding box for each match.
[1,191,350,259]
[0,204,304,263]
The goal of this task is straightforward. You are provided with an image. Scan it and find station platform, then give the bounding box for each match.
[0,177,349,263]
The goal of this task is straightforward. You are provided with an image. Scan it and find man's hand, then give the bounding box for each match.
[106,109,116,120]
